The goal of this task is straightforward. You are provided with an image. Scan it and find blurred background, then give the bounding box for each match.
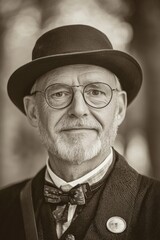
[0,0,160,187]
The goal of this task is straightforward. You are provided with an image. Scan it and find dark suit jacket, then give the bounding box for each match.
[1,150,160,240]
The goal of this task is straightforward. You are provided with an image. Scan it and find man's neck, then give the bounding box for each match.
[48,149,111,182]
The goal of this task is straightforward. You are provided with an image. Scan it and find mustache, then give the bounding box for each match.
[55,118,102,132]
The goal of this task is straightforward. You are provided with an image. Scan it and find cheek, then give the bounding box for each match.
[37,102,66,134]
[91,104,117,132]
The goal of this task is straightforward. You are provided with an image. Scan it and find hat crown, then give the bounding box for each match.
[32,25,113,59]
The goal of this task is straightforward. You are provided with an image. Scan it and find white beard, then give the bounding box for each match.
[49,132,102,164]
[38,113,118,165]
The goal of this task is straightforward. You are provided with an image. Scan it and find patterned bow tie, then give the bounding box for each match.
[44,183,91,205]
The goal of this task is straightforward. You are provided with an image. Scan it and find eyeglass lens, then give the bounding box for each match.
[45,83,113,109]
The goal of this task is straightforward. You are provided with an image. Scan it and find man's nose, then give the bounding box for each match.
[68,91,89,118]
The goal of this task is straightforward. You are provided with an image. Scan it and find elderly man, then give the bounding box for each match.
[1,25,160,240]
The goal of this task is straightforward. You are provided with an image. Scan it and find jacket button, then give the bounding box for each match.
[106,216,126,233]
[65,234,75,240]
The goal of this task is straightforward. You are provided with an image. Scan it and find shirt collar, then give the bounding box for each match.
[45,148,113,188]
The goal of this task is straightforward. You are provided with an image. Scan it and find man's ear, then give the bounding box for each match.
[116,91,127,126]
[23,96,39,127]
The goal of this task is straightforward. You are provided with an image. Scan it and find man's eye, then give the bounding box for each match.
[87,89,105,96]
[51,91,70,98]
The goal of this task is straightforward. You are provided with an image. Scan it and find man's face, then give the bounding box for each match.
[27,64,126,165]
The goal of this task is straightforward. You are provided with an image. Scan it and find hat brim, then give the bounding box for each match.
[7,49,142,114]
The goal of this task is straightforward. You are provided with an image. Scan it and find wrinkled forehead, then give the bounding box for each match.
[31,64,120,91]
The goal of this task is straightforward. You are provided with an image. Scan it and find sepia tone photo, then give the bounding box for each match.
[0,1,160,239]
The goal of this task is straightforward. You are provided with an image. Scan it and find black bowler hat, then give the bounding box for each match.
[7,24,142,114]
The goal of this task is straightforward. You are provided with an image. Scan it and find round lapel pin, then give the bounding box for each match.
[106,216,126,233]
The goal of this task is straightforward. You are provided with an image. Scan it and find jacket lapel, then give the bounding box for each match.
[84,151,140,240]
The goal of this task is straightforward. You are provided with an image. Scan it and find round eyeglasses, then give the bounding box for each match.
[30,82,119,109]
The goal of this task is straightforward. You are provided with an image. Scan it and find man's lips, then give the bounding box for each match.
[60,127,98,132]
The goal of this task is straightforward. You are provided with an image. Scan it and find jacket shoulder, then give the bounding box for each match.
[0,181,30,239]
[138,173,160,197]
[0,180,28,211]
[115,150,160,199]
[115,150,160,189]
